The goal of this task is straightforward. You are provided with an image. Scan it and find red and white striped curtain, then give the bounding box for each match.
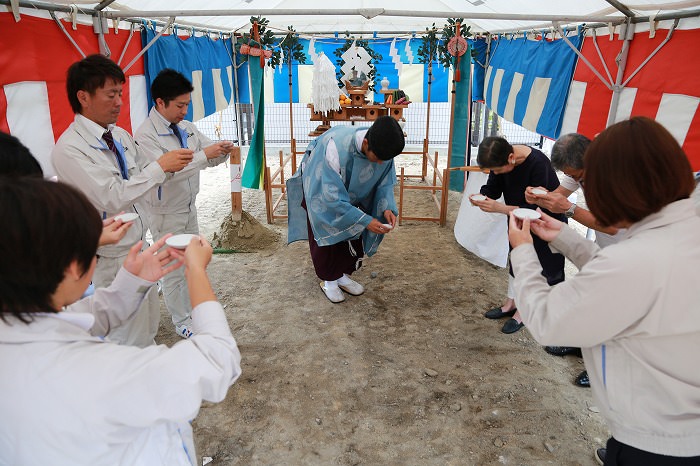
[561,23,700,170]
[0,12,147,177]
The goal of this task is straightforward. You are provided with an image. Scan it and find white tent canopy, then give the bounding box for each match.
[9,0,700,34]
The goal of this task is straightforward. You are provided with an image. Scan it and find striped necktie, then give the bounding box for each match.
[103,130,129,179]
[170,123,185,148]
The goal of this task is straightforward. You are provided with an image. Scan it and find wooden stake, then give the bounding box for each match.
[399,166,405,226]
[264,166,273,224]
[230,146,242,222]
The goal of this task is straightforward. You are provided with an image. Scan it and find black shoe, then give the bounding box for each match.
[501,318,524,334]
[484,307,517,319]
[575,370,590,387]
[544,346,583,357]
[595,447,606,465]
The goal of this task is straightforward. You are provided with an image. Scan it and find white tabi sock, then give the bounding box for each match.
[324,280,340,289]
[337,274,354,286]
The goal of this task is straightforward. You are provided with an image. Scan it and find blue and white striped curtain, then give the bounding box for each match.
[142,26,234,122]
[482,33,583,139]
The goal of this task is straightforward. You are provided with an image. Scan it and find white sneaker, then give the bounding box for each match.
[337,275,364,296]
[319,282,345,303]
[175,324,194,339]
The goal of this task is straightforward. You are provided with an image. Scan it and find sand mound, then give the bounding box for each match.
[211,211,280,251]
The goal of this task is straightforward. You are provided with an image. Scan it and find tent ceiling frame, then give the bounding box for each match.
[3,3,626,25]
[97,9,625,25]
[604,0,635,17]
[3,1,700,36]
[488,8,700,34]
[94,0,117,12]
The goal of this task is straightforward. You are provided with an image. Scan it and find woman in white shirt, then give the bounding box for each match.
[0,177,241,465]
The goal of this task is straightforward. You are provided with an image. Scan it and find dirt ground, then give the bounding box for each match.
[155,155,609,466]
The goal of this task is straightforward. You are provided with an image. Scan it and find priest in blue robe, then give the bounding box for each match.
[287,116,405,303]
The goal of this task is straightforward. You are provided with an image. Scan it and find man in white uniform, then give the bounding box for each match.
[134,69,233,338]
[52,54,194,347]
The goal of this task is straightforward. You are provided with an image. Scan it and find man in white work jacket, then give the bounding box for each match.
[52,54,194,347]
[134,68,233,338]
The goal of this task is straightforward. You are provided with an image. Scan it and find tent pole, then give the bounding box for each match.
[95,12,111,58]
[94,0,118,11]
[603,0,635,18]
[116,23,136,65]
[605,19,633,127]
[48,10,85,57]
[606,18,679,126]
[228,35,244,146]
[9,0,19,21]
[288,59,294,157]
[621,19,679,88]
[554,23,613,91]
[123,16,174,72]
[590,28,615,84]
[424,62,432,181]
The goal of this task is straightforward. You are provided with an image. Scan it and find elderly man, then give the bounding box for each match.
[524,133,621,387]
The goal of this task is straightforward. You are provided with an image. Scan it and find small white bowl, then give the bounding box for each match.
[166,234,199,249]
[531,188,547,196]
[114,212,139,223]
[513,208,541,220]
[470,194,486,201]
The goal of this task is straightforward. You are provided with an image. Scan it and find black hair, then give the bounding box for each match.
[477,136,513,168]
[0,132,43,177]
[365,116,405,161]
[551,133,590,171]
[0,178,102,322]
[66,54,125,114]
[151,68,194,105]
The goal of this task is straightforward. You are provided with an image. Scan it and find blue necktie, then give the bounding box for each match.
[103,130,129,180]
[170,123,185,148]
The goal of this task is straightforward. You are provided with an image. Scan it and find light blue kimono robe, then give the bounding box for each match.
[287,126,397,257]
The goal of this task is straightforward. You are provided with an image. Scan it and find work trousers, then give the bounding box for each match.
[147,207,199,327]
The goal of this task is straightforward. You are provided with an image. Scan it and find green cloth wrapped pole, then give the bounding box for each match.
[448,45,471,192]
[241,59,266,189]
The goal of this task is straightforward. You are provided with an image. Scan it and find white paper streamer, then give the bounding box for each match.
[308,38,319,64]
[311,53,341,114]
[390,38,403,73]
[405,38,414,64]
